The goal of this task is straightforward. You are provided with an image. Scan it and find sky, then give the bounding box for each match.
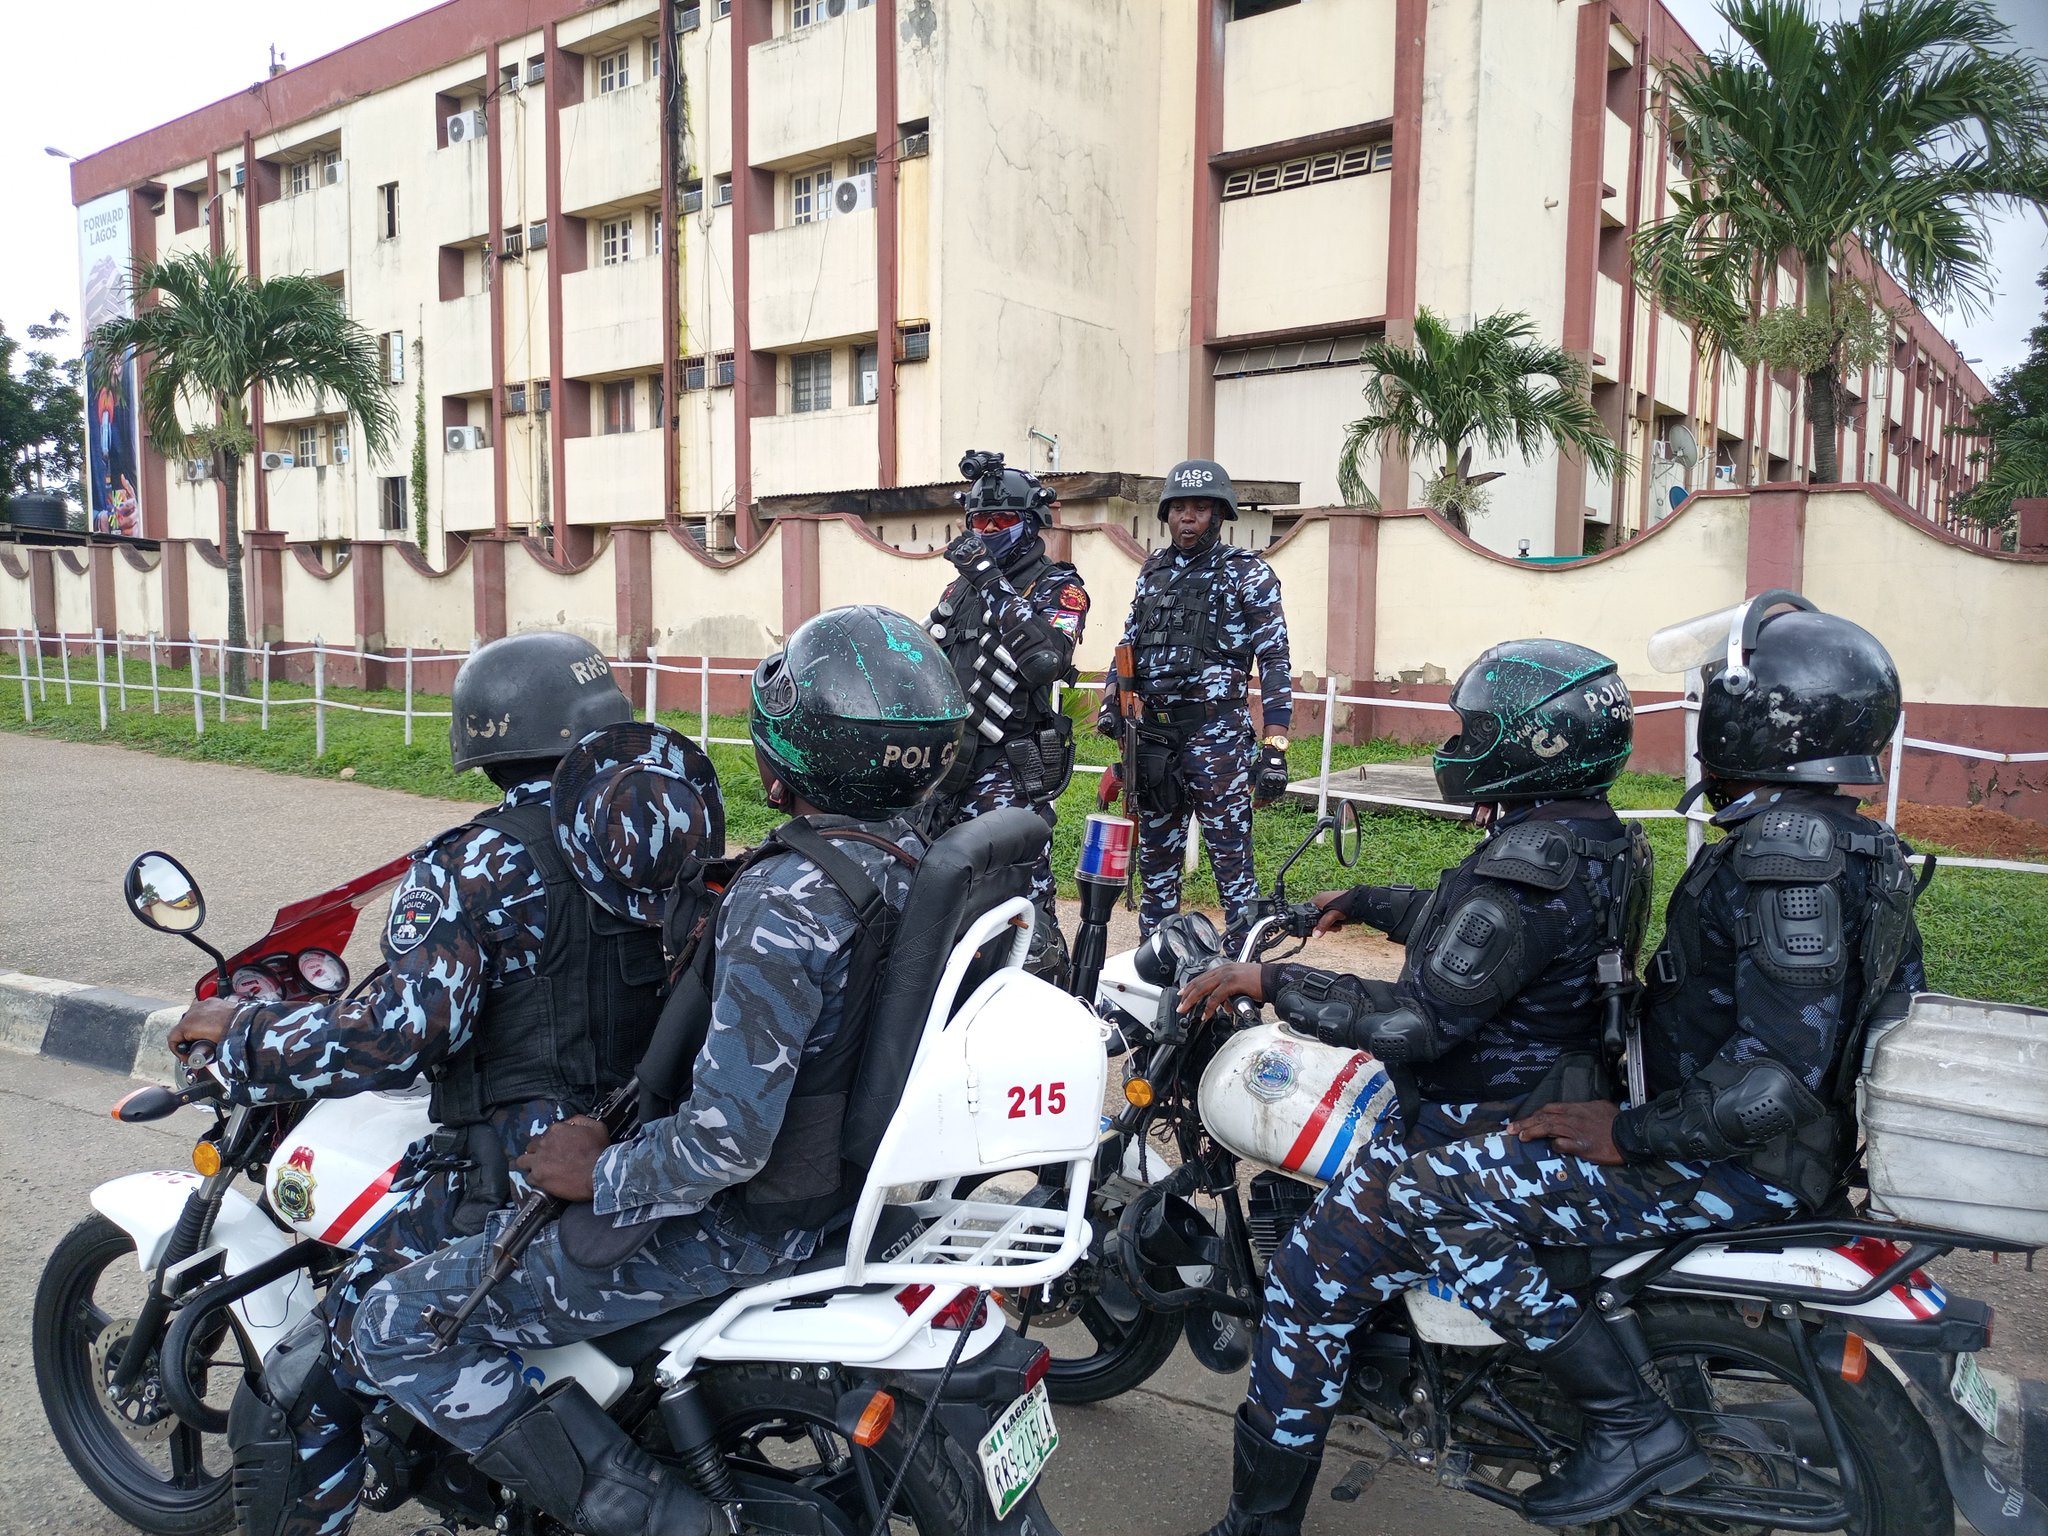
[2,0,2045,383]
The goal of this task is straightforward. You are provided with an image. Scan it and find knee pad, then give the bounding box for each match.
[227,1320,364,1536]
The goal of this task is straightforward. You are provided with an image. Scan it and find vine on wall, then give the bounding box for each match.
[410,337,429,552]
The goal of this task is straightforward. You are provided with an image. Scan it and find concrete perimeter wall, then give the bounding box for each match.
[8,485,2047,817]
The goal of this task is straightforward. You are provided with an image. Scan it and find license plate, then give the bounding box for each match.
[1953,1353,2000,1439]
[977,1381,1059,1519]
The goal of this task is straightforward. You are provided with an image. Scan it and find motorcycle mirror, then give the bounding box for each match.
[1331,799,1362,869]
[125,851,207,935]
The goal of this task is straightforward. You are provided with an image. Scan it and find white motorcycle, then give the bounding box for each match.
[35,827,1105,1536]
[1013,805,2048,1535]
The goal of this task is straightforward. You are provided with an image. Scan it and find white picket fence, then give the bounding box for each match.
[10,625,2048,877]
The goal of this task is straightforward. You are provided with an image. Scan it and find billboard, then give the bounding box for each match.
[78,192,142,536]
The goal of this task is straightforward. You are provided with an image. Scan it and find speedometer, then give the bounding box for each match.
[230,966,285,1003]
[296,948,349,994]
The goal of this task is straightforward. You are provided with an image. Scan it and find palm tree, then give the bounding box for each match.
[1633,0,2048,485]
[89,251,398,691]
[1336,309,1620,535]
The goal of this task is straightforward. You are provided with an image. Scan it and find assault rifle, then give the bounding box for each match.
[1113,642,1143,911]
[423,1075,643,1349]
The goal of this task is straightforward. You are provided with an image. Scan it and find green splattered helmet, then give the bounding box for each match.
[1432,639,1634,803]
[750,605,970,820]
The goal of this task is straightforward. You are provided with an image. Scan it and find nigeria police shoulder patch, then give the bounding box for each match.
[387,883,439,954]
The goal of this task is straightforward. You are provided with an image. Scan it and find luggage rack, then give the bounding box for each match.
[889,1195,1079,1273]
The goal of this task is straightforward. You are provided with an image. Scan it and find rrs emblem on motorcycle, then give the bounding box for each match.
[273,1146,317,1223]
[1246,1047,1298,1102]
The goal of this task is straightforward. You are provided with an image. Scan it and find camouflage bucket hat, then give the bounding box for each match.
[551,722,727,924]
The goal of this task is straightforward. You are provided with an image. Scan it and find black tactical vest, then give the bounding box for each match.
[428,801,668,1128]
[1132,547,1239,689]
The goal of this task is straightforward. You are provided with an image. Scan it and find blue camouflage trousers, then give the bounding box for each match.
[350,1200,798,1455]
[1250,1103,1801,1449]
[931,754,1059,913]
[1139,709,1258,939]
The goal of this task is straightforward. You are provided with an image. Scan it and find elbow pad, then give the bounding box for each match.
[1273,970,1419,1055]
[1615,1055,1829,1164]
[998,615,1073,689]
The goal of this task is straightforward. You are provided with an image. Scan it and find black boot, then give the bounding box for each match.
[472,1381,714,1536]
[1192,1405,1323,1536]
[1521,1310,1712,1526]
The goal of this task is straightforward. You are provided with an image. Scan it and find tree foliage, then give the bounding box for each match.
[1632,0,2048,483]
[88,251,399,689]
[0,313,85,507]
[1337,309,1619,534]
[1950,264,2048,532]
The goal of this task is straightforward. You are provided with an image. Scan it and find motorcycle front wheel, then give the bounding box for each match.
[33,1214,235,1535]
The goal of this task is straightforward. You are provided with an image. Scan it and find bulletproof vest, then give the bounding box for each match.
[931,545,1065,746]
[1132,546,1240,690]
[1401,801,1648,1105]
[1642,791,1919,1202]
[428,801,668,1129]
[636,817,914,1234]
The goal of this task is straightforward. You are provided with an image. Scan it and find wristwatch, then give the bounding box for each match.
[1262,734,1290,751]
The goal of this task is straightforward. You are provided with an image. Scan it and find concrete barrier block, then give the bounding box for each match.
[0,971,88,1056]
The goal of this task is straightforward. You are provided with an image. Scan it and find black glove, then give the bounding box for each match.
[1254,743,1290,804]
[945,531,1001,590]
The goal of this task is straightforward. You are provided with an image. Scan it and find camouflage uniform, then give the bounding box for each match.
[214,778,568,1536]
[925,552,1088,914]
[1100,541,1290,938]
[350,820,923,1454]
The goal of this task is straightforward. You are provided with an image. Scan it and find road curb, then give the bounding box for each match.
[0,970,181,1083]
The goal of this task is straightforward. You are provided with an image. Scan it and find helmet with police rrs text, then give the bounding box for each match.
[1432,639,1634,803]
[750,605,970,820]
[1691,592,1900,788]
[450,630,636,771]
[1158,458,1239,521]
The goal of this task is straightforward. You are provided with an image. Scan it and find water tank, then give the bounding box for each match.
[3,493,67,531]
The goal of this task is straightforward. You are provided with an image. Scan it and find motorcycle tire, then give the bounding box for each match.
[699,1361,986,1533]
[1614,1299,1950,1536]
[33,1214,234,1536]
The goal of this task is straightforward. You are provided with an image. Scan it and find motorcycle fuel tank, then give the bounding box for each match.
[1198,1023,1396,1185]
[266,1087,436,1248]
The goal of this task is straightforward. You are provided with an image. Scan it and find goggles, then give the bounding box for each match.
[966,508,1024,534]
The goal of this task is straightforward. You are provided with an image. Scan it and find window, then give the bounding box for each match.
[650,210,662,256]
[897,321,930,362]
[379,476,407,531]
[600,217,633,265]
[855,342,878,406]
[792,165,834,224]
[1230,0,1300,17]
[792,0,815,26]
[597,49,630,93]
[713,351,735,386]
[535,380,552,413]
[1212,332,1370,379]
[645,36,662,80]
[791,350,832,413]
[715,0,731,16]
[681,354,707,391]
[289,160,313,197]
[682,179,703,213]
[649,372,665,426]
[712,175,732,207]
[1221,141,1390,201]
[853,154,877,180]
[295,426,319,464]
[603,379,636,434]
[378,181,400,239]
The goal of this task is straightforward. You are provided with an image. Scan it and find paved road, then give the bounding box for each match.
[3,734,2039,1535]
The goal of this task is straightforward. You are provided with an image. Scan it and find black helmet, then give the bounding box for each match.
[1696,593,1900,787]
[957,448,1057,532]
[1433,639,1634,803]
[750,605,969,820]
[450,631,635,771]
[1158,458,1239,521]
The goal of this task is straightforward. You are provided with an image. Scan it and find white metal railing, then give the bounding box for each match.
[10,625,2048,876]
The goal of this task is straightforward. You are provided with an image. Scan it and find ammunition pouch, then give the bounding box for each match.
[1135,728,1186,819]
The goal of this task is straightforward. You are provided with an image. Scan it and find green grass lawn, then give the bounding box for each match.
[6,652,2043,1006]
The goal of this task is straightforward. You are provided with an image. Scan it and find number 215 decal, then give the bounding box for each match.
[1006,1082,1068,1118]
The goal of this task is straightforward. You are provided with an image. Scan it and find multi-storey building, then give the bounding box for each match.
[73,0,1985,562]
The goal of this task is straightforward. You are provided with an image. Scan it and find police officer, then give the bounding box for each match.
[1099,458,1292,943]
[1177,639,1652,1536]
[166,632,720,1536]
[926,449,1088,976]
[348,606,969,1536]
[1440,594,1925,1524]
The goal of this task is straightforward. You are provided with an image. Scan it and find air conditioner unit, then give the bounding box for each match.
[898,323,930,362]
[527,57,547,85]
[900,130,930,158]
[500,226,525,260]
[502,67,523,93]
[527,220,548,252]
[333,441,350,464]
[446,109,487,145]
[824,0,848,16]
[506,384,529,414]
[183,459,212,483]
[535,381,552,413]
[712,179,732,207]
[231,164,247,189]
[682,184,703,214]
[1650,440,1675,463]
[833,173,876,216]
[260,451,295,471]
[445,426,488,452]
[322,158,342,186]
[1715,462,1736,484]
[681,4,702,31]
